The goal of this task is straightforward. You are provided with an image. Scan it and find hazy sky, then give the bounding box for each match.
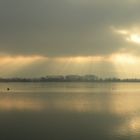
[1,0,140,78]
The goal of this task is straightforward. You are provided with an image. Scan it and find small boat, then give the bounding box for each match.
[7,88,10,91]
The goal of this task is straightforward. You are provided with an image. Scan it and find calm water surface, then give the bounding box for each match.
[0,82,140,140]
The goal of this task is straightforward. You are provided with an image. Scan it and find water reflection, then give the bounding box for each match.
[0,83,140,139]
[0,93,107,112]
[0,98,44,111]
[116,116,140,135]
[1,83,140,114]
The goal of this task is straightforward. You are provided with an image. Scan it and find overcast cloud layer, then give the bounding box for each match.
[0,0,140,57]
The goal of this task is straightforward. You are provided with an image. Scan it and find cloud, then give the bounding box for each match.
[0,0,140,57]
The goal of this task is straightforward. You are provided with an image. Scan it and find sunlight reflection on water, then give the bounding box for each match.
[0,82,140,139]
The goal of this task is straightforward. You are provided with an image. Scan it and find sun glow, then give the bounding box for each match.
[110,53,138,64]
[54,56,104,63]
[0,55,46,76]
[0,55,45,63]
[1,53,140,78]
[127,34,140,44]
[109,53,140,78]
[112,26,140,44]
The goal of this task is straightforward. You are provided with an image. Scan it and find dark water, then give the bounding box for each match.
[0,82,140,140]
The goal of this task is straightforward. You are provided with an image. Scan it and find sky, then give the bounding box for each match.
[1,0,140,78]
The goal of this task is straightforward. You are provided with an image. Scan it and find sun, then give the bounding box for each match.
[112,26,140,44]
[127,34,140,44]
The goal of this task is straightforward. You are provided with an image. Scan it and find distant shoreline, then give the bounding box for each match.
[0,75,140,82]
[0,75,140,83]
[1,80,140,83]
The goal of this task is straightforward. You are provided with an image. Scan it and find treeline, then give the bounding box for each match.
[0,75,140,82]
[0,75,98,82]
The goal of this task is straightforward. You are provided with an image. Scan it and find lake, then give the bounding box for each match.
[0,82,140,140]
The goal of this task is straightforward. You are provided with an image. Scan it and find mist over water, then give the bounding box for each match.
[0,82,140,140]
